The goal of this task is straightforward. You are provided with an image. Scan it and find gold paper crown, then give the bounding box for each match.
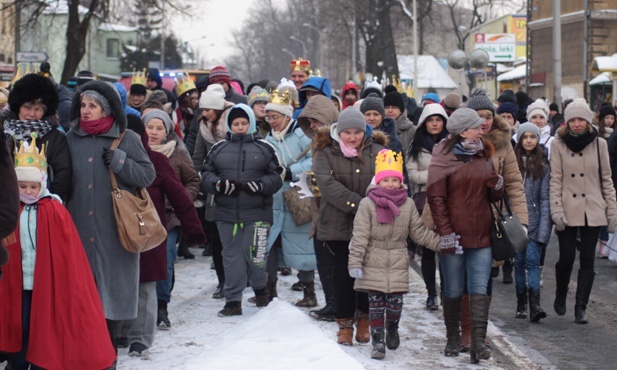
[390,74,414,98]
[14,133,47,172]
[175,73,196,97]
[269,89,292,105]
[131,68,148,87]
[11,64,25,86]
[290,58,311,73]
[375,149,403,177]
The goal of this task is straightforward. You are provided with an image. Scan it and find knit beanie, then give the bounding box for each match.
[516,122,541,143]
[466,89,495,115]
[265,102,294,118]
[374,149,404,184]
[442,92,462,110]
[384,85,398,94]
[209,66,232,86]
[248,88,269,107]
[142,109,174,135]
[564,98,593,124]
[227,106,250,124]
[336,107,367,135]
[526,99,549,121]
[383,91,405,112]
[497,102,518,122]
[360,96,385,118]
[446,108,484,135]
[549,103,559,113]
[199,84,226,110]
[421,92,440,105]
[130,84,147,95]
[497,90,517,105]
[599,104,617,122]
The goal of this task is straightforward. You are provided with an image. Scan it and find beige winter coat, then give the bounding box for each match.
[550,134,617,226]
[348,192,440,294]
[407,147,431,194]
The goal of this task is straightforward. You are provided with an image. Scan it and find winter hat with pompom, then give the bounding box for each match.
[466,88,495,115]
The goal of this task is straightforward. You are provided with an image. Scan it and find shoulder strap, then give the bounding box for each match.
[597,138,602,181]
[109,132,126,190]
[295,145,311,162]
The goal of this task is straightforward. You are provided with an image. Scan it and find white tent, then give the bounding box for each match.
[397,55,457,96]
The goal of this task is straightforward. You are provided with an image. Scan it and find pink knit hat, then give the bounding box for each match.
[209,66,232,85]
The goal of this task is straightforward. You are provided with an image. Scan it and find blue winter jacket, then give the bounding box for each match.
[294,77,332,119]
[524,161,552,245]
[114,82,141,118]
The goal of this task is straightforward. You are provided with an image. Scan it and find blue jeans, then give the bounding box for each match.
[440,247,492,298]
[514,240,543,294]
[156,227,178,303]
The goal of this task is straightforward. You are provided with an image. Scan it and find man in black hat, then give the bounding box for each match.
[146,68,176,105]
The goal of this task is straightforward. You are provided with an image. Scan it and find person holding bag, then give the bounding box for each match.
[65,81,156,367]
[550,98,617,324]
[427,108,503,363]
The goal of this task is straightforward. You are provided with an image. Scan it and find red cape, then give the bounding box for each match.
[0,198,115,370]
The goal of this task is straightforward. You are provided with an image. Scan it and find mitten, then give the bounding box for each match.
[102,148,115,167]
[349,268,363,279]
[216,179,240,196]
[551,212,568,232]
[243,181,263,194]
[608,215,617,234]
[439,232,461,256]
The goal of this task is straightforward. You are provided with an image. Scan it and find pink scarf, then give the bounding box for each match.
[367,187,408,224]
[80,116,115,135]
[339,140,359,158]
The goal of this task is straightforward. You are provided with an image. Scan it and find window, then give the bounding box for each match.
[106,38,119,59]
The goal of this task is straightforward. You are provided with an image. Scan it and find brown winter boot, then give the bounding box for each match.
[355,310,370,343]
[336,318,354,346]
[460,294,470,352]
[295,281,318,308]
[469,294,491,364]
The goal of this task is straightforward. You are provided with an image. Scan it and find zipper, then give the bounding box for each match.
[236,140,243,220]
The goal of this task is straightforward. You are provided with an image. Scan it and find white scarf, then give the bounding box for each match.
[271,120,293,142]
[151,140,177,158]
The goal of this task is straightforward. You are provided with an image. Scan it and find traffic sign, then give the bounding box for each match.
[474,44,515,62]
[16,51,48,62]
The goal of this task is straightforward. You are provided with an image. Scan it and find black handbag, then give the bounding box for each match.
[490,194,528,261]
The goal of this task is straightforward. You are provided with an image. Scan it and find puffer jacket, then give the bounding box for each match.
[407,148,431,194]
[202,111,284,223]
[313,125,387,241]
[483,114,528,226]
[524,161,552,245]
[348,186,439,293]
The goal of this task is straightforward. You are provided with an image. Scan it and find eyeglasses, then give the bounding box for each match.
[265,114,283,122]
[254,102,267,106]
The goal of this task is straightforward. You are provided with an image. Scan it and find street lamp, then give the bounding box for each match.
[289,35,307,58]
[302,23,323,75]
[281,48,295,60]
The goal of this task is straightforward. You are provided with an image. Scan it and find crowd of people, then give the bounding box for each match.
[1,58,616,369]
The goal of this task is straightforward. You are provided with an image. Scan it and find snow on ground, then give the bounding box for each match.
[116,249,520,370]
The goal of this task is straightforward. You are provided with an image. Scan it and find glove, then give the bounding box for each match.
[551,212,568,232]
[608,215,617,234]
[242,181,263,194]
[284,169,293,182]
[349,268,363,279]
[216,179,240,196]
[439,233,461,256]
[102,148,114,167]
[487,172,504,191]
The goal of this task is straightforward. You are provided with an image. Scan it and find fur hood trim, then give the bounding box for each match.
[313,125,387,150]
[483,114,511,151]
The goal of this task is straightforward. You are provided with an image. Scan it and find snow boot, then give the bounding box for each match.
[426,295,438,311]
[469,294,491,364]
[554,265,572,316]
[442,295,461,357]
[212,284,225,299]
[529,288,547,323]
[177,241,195,260]
[128,342,149,357]
[295,281,318,308]
[459,294,470,353]
[574,269,595,324]
[385,320,400,350]
[336,318,354,346]
[254,288,269,307]
[267,277,278,301]
[355,310,370,343]
[370,328,386,360]
[157,300,171,330]
[516,292,527,319]
[218,301,242,317]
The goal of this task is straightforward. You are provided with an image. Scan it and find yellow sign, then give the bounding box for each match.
[510,15,527,59]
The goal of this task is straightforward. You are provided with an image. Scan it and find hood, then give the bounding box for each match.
[113,82,128,107]
[297,95,340,137]
[483,114,511,151]
[226,103,257,135]
[70,80,127,131]
[417,104,448,129]
[147,68,163,89]
[299,77,332,108]
[341,81,358,97]
[396,111,414,132]
[314,124,388,150]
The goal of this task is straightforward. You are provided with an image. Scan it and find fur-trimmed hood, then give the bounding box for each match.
[482,114,511,151]
[313,124,388,150]
[69,80,127,131]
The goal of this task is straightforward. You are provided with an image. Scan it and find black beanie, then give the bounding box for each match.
[599,104,617,122]
[227,107,250,125]
[383,91,405,113]
[130,84,147,95]
[497,90,517,105]
[384,84,398,94]
[549,103,559,113]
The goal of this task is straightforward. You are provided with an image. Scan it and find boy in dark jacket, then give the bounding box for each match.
[202,104,284,317]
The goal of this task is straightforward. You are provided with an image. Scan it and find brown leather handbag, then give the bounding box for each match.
[109,133,167,253]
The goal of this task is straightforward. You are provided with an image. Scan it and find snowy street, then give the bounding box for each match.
[109,249,538,370]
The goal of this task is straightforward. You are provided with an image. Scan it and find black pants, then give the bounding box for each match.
[205,220,224,283]
[326,240,368,319]
[556,225,600,273]
[421,247,444,296]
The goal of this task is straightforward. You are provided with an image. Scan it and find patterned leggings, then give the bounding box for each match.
[368,291,404,330]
